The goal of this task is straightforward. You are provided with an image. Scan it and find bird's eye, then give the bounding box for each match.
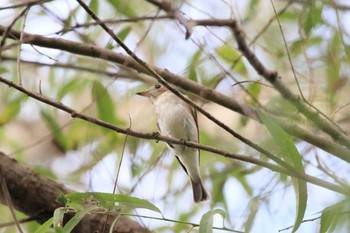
[155,84,161,89]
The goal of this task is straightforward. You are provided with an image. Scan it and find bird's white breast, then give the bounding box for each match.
[153,92,198,142]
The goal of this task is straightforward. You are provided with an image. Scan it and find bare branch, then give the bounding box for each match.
[0,0,49,10]
[0,75,348,196]
[1,25,350,163]
[145,0,194,38]
[0,25,258,121]
[229,19,350,150]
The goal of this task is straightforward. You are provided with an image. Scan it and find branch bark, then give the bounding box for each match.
[229,19,350,150]
[0,152,152,233]
[0,76,349,196]
[1,25,350,163]
[0,25,258,121]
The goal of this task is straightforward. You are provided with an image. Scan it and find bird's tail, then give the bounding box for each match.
[191,178,209,203]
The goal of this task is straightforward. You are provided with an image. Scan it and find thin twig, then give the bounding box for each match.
[17,9,29,86]
[113,115,132,194]
[229,18,350,150]
[75,0,303,176]
[121,212,243,233]
[0,75,348,196]
[0,216,36,228]
[0,174,24,233]
[0,25,258,120]
[74,0,350,191]
[56,15,172,35]
[1,25,350,162]
[270,0,303,98]
[0,0,48,10]
[145,0,193,38]
[0,7,29,56]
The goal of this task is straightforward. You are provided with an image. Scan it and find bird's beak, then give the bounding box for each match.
[136,90,149,97]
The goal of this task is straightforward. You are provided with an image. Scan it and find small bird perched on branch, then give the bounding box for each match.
[137,83,209,203]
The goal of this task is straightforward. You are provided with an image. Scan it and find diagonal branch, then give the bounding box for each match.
[0,75,349,196]
[229,19,350,151]
[0,25,258,121]
[145,0,194,38]
[1,24,350,162]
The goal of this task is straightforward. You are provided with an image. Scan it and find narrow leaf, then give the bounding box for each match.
[303,2,323,35]
[34,217,53,233]
[53,208,65,230]
[41,111,68,150]
[57,78,84,100]
[215,44,247,75]
[0,98,21,125]
[107,0,136,17]
[320,207,334,233]
[91,80,118,124]
[320,199,350,233]
[117,26,132,42]
[62,206,99,233]
[89,0,99,13]
[188,49,202,82]
[258,111,307,232]
[199,209,226,233]
[65,192,161,213]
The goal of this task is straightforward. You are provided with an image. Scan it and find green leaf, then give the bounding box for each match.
[89,0,99,13]
[107,0,136,17]
[216,44,247,75]
[279,10,297,21]
[65,192,162,213]
[41,111,69,151]
[0,97,22,125]
[203,74,224,89]
[117,26,132,42]
[244,197,260,232]
[320,199,350,233]
[320,207,334,233]
[86,0,99,23]
[247,82,261,100]
[303,2,323,35]
[56,194,68,206]
[188,49,202,82]
[199,209,226,233]
[0,66,8,74]
[264,96,301,121]
[62,206,99,233]
[53,208,65,230]
[290,36,322,54]
[91,80,118,124]
[34,217,53,233]
[244,0,259,22]
[57,78,84,100]
[258,111,307,233]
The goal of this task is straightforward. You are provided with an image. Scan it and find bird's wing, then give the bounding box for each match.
[190,107,200,164]
[175,155,188,175]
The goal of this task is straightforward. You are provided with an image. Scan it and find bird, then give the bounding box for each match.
[137,83,209,203]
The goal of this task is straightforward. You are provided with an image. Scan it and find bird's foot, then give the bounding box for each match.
[180,139,187,149]
[152,132,160,143]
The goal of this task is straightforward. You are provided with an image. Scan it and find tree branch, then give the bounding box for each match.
[0,76,348,196]
[0,152,151,233]
[0,25,258,121]
[145,0,194,38]
[229,19,350,150]
[1,17,350,162]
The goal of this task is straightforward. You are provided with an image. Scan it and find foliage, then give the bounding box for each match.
[0,0,350,232]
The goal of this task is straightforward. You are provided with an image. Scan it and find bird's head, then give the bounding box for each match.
[136,83,168,100]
